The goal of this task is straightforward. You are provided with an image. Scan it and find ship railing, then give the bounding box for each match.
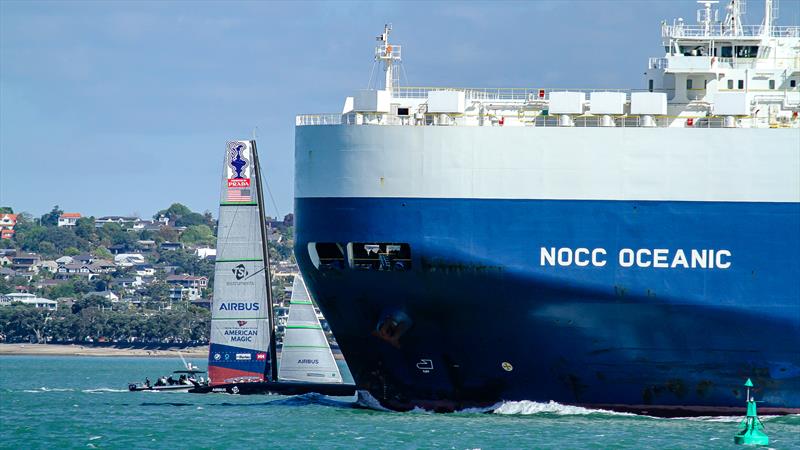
[296,113,736,128]
[662,24,800,38]
[295,113,346,126]
[649,58,669,69]
[392,86,640,102]
[530,116,727,128]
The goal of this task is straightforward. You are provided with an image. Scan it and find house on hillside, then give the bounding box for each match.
[166,274,208,301]
[0,293,58,310]
[36,260,59,274]
[166,274,208,289]
[56,263,99,280]
[133,263,155,277]
[160,242,184,252]
[133,220,164,231]
[55,255,74,266]
[0,214,17,240]
[136,240,157,252]
[195,247,216,259]
[110,276,143,294]
[89,260,117,274]
[84,290,119,302]
[73,253,94,264]
[114,253,146,267]
[0,249,15,267]
[12,253,40,272]
[0,267,17,280]
[57,213,82,227]
[108,244,134,254]
[95,216,139,228]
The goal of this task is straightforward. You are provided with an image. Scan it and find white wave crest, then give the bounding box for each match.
[493,400,636,416]
[680,415,780,423]
[355,390,392,412]
[83,388,128,393]
[22,387,74,393]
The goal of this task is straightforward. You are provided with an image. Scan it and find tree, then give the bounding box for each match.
[158,227,179,243]
[48,282,76,300]
[142,282,170,302]
[74,217,96,242]
[175,212,206,227]
[95,246,113,260]
[72,295,112,314]
[15,224,47,252]
[155,203,191,222]
[0,276,12,295]
[40,205,63,228]
[99,223,135,248]
[44,227,81,253]
[180,225,214,245]
[64,247,80,256]
[0,207,13,214]
[38,241,56,257]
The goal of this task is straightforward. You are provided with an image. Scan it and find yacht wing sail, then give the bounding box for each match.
[208,140,273,385]
[278,275,343,384]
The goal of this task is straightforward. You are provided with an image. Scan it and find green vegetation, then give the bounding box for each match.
[0,301,210,344]
[0,202,296,345]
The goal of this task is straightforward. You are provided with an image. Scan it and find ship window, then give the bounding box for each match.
[735,46,759,58]
[350,243,411,271]
[791,80,797,88]
[648,80,654,92]
[769,80,775,90]
[727,79,734,89]
[308,242,346,270]
[738,80,744,89]
[720,46,733,58]
[397,107,410,116]
[686,79,693,89]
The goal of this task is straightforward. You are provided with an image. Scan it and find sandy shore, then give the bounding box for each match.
[0,343,208,358]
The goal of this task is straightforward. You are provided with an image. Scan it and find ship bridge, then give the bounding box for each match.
[298,1,799,130]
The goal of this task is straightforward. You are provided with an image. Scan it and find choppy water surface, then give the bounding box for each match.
[1,356,798,449]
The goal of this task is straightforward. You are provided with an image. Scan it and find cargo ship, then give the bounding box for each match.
[293,0,800,414]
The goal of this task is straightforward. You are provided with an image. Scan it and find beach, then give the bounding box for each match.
[0,343,208,358]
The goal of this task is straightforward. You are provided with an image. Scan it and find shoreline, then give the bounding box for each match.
[0,343,208,358]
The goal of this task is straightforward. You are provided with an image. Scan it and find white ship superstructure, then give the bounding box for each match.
[298,1,799,129]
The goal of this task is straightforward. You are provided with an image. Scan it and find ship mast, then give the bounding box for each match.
[762,0,774,37]
[375,24,400,92]
[723,0,744,35]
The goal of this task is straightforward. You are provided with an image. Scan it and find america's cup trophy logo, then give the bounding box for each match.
[227,141,250,188]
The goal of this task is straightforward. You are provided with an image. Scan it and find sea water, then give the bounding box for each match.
[1,356,798,449]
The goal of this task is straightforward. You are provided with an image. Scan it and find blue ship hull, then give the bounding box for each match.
[294,197,800,414]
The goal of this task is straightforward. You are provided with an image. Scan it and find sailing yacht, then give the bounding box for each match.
[192,140,354,397]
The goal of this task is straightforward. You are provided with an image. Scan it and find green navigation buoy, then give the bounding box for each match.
[734,378,769,446]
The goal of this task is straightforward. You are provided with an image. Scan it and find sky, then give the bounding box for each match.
[2,0,797,219]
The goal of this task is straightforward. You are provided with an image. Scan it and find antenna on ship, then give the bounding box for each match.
[697,1,720,35]
[375,24,401,92]
[723,0,746,35]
